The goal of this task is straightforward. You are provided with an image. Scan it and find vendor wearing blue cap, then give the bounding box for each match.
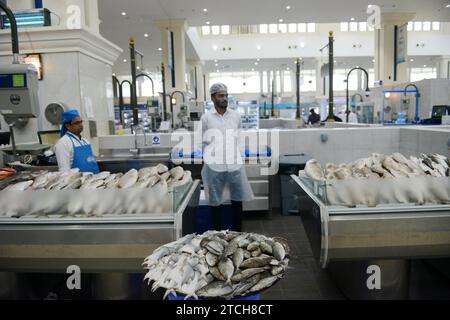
[54,109,99,173]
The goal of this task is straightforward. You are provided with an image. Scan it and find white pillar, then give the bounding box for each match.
[374,13,415,85]
[436,56,450,79]
[156,19,187,93]
[187,60,205,102]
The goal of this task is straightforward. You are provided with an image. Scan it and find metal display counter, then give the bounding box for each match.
[290,174,450,299]
[0,180,200,273]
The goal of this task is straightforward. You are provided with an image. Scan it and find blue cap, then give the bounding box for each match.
[60,109,80,137]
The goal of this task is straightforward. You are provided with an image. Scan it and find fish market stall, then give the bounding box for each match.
[290,153,450,299]
[0,165,200,276]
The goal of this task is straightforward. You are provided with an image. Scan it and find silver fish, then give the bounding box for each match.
[4,180,33,191]
[209,266,226,281]
[239,256,272,269]
[260,242,273,255]
[231,267,266,282]
[196,281,234,298]
[218,258,234,284]
[251,248,262,257]
[169,166,184,181]
[224,240,239,257]
[304,159,325,181]
[232,248,244,268]
[273,242,286,261]
[206,252,219,267]
[205,241,224,256]
[119,169,138,188]
[156,164,169,174]
[247,241,260,251]
[230,274,261,298]
[271,265,284,276]
[248,275,280,293]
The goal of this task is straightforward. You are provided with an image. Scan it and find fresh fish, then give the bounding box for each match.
[230,274,261,298]
[103,173,117,184]
[170,166,184,181]
[251,248,262,257]
[218,258,234,284]
[62,178,82,189]
[209,266,226,281]
[224,240,239,257]
[31,174,48,189]
[239,256,272,269]
[231,267,266,282]
[119,169,138,188]
[138,166,158,179]
[205,241,224,256]
[304,159,325,181]
[243,250,251,259]
[334,167,352,180]
[206,252,219,267]
[156,164,169,174]
[238,238,251,248]
[247,241,260,251]
[232,248,244,268]
[196,281,234,298]
[248,275,280,293]
[90,171,110,182]
[271,265,284,276]
[273,242,286,261]
[4,180,33,191]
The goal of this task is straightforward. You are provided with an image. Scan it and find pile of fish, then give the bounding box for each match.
[1,164,191,191]
[0,164,192,217]
[143,230,290,300]
[300,153,450,207]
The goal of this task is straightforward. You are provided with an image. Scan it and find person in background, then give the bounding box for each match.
[307,109,321,125]
[199,83,254,232]
[54,109,99,173]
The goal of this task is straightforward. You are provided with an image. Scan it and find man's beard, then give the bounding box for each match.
[219,101,228,108]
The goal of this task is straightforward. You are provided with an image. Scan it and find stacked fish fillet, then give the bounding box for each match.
[143,230,290,300]
[0,164,192,217]
[301,153,450,207]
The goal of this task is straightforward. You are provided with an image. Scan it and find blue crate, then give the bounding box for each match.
[168,292,260,300]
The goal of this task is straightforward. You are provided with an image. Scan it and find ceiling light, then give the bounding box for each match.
[286,5,291,10]
[350,17,355,21]
[254,62,258,65]
[144,33,149,37]
[446,4,450,8]
[212,45,218,51]
[251,68,255,71]
[299,42,305,48]
[203,8,208,12]
[256,45,261,50]
[121,12,126,16]
[112,73,116,76]
[215,63,218,66]
[286,67,290,70]
[214,59,218,62]
[206,21,210,25]
[334,60,337,63]
[279,19,284,23]
[384,92,391,99]
[410,58,414,62]
[158,47,162,51]
[146,71,150,75]
[123,59,127,63]
[424,64,427,67]
[257,58,260,61]
[216,70,220,73]
[136,66,140,70]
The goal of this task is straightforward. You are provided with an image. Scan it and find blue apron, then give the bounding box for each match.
[67,134,99,174]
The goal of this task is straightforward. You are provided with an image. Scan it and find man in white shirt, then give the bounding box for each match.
[54,109,99,173]
[200,83,254,231]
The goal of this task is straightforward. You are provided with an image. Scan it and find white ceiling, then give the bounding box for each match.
[98,0,450,75]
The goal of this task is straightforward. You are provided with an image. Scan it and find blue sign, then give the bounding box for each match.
[152,135,161,145]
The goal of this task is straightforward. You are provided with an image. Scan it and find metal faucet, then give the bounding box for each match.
[130,124,147,157]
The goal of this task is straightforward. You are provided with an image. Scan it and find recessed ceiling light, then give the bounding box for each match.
[123,59,127,63]
[112,73,116,76]
[146,71,150,75]
[158,47,162,51]
[410,58,414,62]
[121,12,126,16]
[144,33,149,37]
[299,42,305,48]
[279,19,284,23]
[212,45,218,51]
[137,66,140,70]
[206,21,210,25]
[446,4,450,8]
[257,58,260,61]
[350,17,355,21]
[256,45,261,50]
[203,8,208,12]
[251,68,255,71]
[334,60,337,63]
[424,64,427,67]
[372,59,375,62]
[254,62,258,65]
[286,5,291,10]
[214,59,218,62]
[215,63,218,66]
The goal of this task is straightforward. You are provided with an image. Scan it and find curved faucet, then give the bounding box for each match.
[404,83,420,97]
[130,124,147,157]
[346,67,370,122]
[136,73,155,96]
[169,91,186,129]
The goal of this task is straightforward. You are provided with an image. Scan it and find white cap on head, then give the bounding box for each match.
[210,82,228,95]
